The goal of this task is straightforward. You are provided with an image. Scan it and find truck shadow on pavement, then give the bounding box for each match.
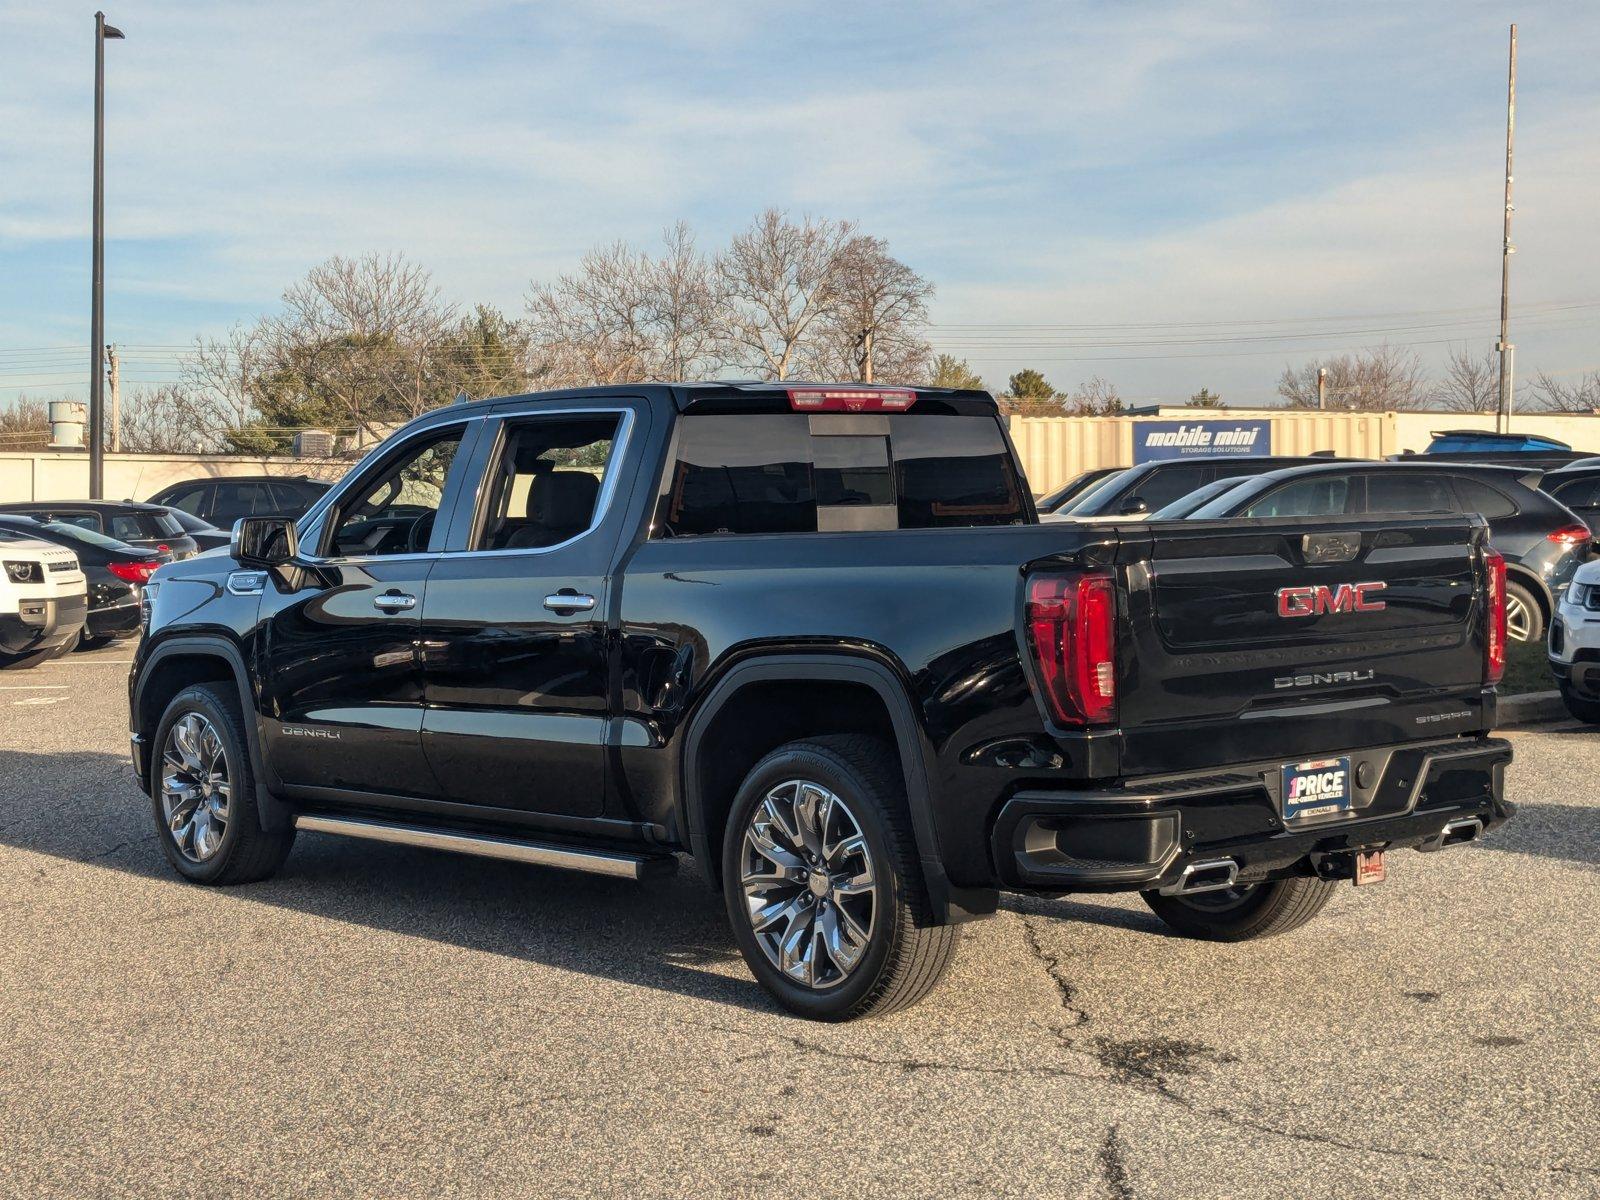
[1,751,1593,1020]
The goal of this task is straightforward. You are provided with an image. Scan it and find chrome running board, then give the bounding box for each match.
[293,814,672,881]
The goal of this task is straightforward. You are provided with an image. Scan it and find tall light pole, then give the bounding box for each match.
[90,11,124,498]
[1495,23,1517,434]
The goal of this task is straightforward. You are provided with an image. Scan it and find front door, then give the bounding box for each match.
[419,406,638,819]
[258,420,475,798]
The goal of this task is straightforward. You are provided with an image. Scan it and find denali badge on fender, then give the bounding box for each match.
[1276,581,1388,618]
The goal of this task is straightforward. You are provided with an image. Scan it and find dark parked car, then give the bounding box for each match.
[156,506,232,552]
[0,501,198,560]
[1052,455,1340,519]
[147,475,332,530]
[1539,465,1600,539]
[130,381,1511,1020]
[0,515,165,649]
[1035,466,1124,514]
[1174,461,1590,642]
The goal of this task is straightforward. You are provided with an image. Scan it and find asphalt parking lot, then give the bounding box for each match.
[2,642,1597,1199]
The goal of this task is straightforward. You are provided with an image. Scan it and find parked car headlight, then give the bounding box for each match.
[3,560,42,583]
[1567,583,1591,607]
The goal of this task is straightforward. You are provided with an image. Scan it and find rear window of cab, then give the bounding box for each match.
[655,414,1027,537]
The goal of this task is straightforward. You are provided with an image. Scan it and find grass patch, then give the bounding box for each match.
[1500,638,1553,696]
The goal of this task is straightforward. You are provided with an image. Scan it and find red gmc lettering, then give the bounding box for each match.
[1276,582,1388,618]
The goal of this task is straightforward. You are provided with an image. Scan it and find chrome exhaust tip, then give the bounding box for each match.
[1160,858,1239,896]
[1417,817,1484,853]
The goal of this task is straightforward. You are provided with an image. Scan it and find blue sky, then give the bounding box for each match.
[2,0,1597,407]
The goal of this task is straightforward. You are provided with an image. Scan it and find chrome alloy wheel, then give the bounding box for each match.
[739,780,878,989]
[160,712,232,863]
[1505,590,1534,643]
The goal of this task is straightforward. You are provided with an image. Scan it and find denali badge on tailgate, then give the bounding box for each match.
[1276,581,1387,618]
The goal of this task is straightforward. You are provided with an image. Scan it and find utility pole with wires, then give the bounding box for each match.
[1496,23,1517,434]
[106,343,120,452]
[1317,366,1328,411]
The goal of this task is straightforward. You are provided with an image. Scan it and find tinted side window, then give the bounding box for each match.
[163,485,208,516]
[1363,473,1456,514]
[1548,477,1600,508]
[1451,478,1518,519]
[1241,476,1350,518]
[211,482,278,524]
[660,416,816,536]
[1126,465,1209,512]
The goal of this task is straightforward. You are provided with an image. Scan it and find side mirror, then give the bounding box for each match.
[231,516,299,567]
[1119,496,1149,516]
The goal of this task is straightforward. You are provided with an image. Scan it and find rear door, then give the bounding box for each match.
[1118,515,1489,775]
[417,402,642,818]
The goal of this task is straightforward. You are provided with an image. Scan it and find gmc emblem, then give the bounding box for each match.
[1276,581,1388,618]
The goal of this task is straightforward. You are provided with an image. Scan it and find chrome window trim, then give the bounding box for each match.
[441,406,635,560]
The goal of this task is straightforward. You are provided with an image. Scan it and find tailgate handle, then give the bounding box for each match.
[1302,532,1361,564]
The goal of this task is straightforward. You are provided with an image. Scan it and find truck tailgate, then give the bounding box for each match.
[1115,515,1492,775]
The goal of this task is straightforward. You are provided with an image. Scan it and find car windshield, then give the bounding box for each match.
[37,521,132,551]
[1150,477,1252,519]
[164,508,217,534]
[1053,469,1132,516]
[1037,468,1119,513]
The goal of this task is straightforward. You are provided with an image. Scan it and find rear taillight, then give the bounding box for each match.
[1547,523,1591,551]
[1025,572,1117,726]
[787,387,915,413]
[107,559,158,584]
[1485,551,1507,685]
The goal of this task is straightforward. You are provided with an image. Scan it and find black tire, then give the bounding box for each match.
[721,734,958,1021]
[1505,579,1543,644]
[1141,876,1337,942]
[0,645,57,670]
[150,683,294,884]
[1559,683,1600,724]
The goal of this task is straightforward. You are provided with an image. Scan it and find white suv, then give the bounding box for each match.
[1549,557,1600,722]
[0,534,88,669]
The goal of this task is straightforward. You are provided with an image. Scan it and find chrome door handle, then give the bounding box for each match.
[373,592,417,611]
[543,592,596,614]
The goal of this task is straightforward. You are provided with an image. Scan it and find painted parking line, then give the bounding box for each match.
[0,685,71,691]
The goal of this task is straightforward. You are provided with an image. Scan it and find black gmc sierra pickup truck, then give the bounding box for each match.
[130,382,1514,1019]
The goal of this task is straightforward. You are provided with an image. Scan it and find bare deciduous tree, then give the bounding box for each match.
[526,225,727,386]
[1432,346,1499,413]
[526,241,655,387]
[717,209,856,381]
[1531,370,1600,414]
[0,397,53,451]
[1066,376,1124,416]
[810,235,933,384]
[116,384,230,454]
[643,222,725,381]
[1278,345,1427,411]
